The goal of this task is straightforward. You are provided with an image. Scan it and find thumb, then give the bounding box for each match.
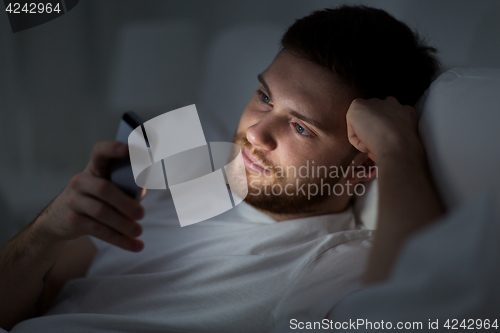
[86,141,128,178]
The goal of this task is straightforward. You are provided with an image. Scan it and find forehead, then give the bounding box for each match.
[261,51,359,133]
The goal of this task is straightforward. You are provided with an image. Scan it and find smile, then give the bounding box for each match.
[241,147,272,176]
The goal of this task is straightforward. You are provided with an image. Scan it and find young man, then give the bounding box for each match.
[0,6,442,332]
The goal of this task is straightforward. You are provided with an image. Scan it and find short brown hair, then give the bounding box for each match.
[281,5,439,106]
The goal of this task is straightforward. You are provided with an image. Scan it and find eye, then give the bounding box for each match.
[258,90,273,105]
[292,122,311,136]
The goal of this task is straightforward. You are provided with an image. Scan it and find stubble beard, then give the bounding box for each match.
[233,132,351,215]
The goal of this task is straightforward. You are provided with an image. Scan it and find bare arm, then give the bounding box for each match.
[365,139,443,283]
[346,97,444,284]
[0,229,96,330]
[0,141,145,331]
[40,236,97,314]
[0,214,68,330]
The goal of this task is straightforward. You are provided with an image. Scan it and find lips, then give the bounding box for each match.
[241,147,272,176]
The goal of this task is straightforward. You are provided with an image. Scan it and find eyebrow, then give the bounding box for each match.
[257,74,272,100]
[257,74,328,133]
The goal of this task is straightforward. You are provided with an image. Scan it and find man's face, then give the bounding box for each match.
[233,50,360,216]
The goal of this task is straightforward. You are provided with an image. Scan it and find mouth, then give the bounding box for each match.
[241,146,272,176]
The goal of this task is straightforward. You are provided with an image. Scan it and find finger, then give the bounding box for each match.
[86,141,129,178]
[81,217,144,252]
[347,123,369,153]
[139,188,147,202]
[75,173,144,221]
[384,96,400,105]
[71,195,142,238]
[346,122,356,146]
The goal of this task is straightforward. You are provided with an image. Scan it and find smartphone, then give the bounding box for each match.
[108,111,145,201]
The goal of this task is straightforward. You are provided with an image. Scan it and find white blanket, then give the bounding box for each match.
[10,189,371,333]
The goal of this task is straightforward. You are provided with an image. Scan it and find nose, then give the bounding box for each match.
[246,115,278,151]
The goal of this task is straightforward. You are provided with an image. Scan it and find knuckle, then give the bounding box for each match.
[68,174,81,189]
[67,213,80,229]
[66,193,77,207]
[91,141,106,159]
[94,181,109,197]
[91,203,107,219]
[91,143,100,157]
[351,98,365,106]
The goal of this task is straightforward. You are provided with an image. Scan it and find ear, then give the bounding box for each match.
[344,152,378,185]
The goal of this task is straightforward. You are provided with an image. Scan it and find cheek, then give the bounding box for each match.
[287,143,351,171]
[276,138,311,167]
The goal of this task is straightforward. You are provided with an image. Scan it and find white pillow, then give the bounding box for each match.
[419,67,500,209]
